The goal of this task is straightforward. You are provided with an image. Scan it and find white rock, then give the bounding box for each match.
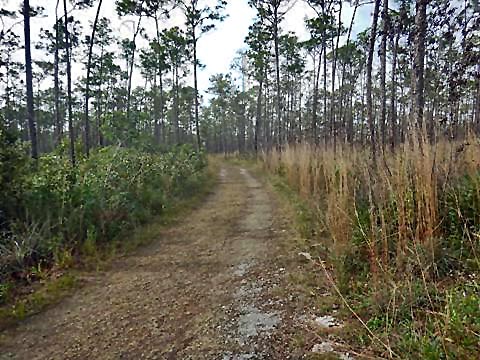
[311,341,334,353]
[314,315,342,328]
[298,252,312,261]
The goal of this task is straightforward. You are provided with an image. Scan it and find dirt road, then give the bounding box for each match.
[0,165,307,359]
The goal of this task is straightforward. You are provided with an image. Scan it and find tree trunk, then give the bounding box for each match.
[154,16,164,145]
[126,16,142,124]
[311,51,322,146]
[23,0,38,160]
[366,0,381,164]
[264,73,270,148]
[273,6,282,150]
[192,27,201,151]
[390,30,399,149]
[54,0,62,146]
[412,0,427,144]
[159,72,164,143]
[400,84,407,142]
[361,71,366,145]
[330,1,343,155]
[380,0,388,151]
[85,0,103,157]
[347,91,354,146]
[474,67,480,134]
[298,74,303,142]
[340,0,359,146]
[97,45,105,147]
[153,75,160,142]
[323,40,328,149]
[63,0,75,166]
[173,66,180,144]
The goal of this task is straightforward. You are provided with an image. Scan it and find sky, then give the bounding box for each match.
[1,0,373,99]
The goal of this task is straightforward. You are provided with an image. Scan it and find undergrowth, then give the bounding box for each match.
[261,138,480,359]
[1,125,211,325]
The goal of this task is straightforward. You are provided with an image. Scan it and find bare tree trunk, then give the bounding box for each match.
[367,0,381,164]
[361,71,366,145]
[340,0,359,146]
[54,0,62,146]
[273,5,282,150]
[173,66,180,144]
[474,67,480,134]
[347,92,354,146]
[323,41,328,149]
[380,0,388,151]
[97,45,105,147]
[159,72,164,143]
[311,50,322,146]
[23,0,38,160]
[85,0,103,157]
[330,1,343,155]
[390,30,399,149]
[126,16,142,124]
[264,72,270,149]
[298,74,303,142]
[154,16,164,145]
[401,84,407,142]
[412,0,427,145]
[153,75,160,142]
[192,26,201,151]
[63,0,75,166]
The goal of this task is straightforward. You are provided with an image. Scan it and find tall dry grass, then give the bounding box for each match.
[262,134,480,357]
[262,136,480,279]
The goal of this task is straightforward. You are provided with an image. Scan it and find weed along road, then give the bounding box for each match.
[0,166,318,359]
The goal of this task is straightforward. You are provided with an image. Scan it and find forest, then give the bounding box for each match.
[0,0,479,359]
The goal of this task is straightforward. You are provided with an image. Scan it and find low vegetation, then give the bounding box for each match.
[261,139,480,358]
[0,124,207,309]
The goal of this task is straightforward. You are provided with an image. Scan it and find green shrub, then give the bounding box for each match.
[441,173,480,271]
[0,125,30,229]
[0,143,207,284]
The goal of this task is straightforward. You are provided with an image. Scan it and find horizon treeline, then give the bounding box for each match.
[2,1,478,160]
[1,0,227,161]
[205,0,479,156]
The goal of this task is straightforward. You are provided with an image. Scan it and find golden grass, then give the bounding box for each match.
[261,136,480,277]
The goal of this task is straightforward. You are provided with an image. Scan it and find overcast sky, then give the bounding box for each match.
[2,0,373,98]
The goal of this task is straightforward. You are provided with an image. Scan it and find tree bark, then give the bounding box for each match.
[273,5,282,149]
[390,29,399,149]
[54,0,62,146]
[380,0,388,151]
[63,0,75,166]
[126,16,142,124]
[154,16,164,145]
[366,0,381,164]
[323,40,328,149]
[412,0,427,144]
[192,26,201,151]
[23,0,38,160]
[173,65,180,144]
[474,67,480,134]
[311,51,322,146]
[85,0,103,157]
[340,0,359,146]
[330,1,343,155]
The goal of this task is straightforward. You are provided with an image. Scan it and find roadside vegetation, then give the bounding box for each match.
[1,122,207,324]
[261,140,479,358]
[2,0,222,325]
